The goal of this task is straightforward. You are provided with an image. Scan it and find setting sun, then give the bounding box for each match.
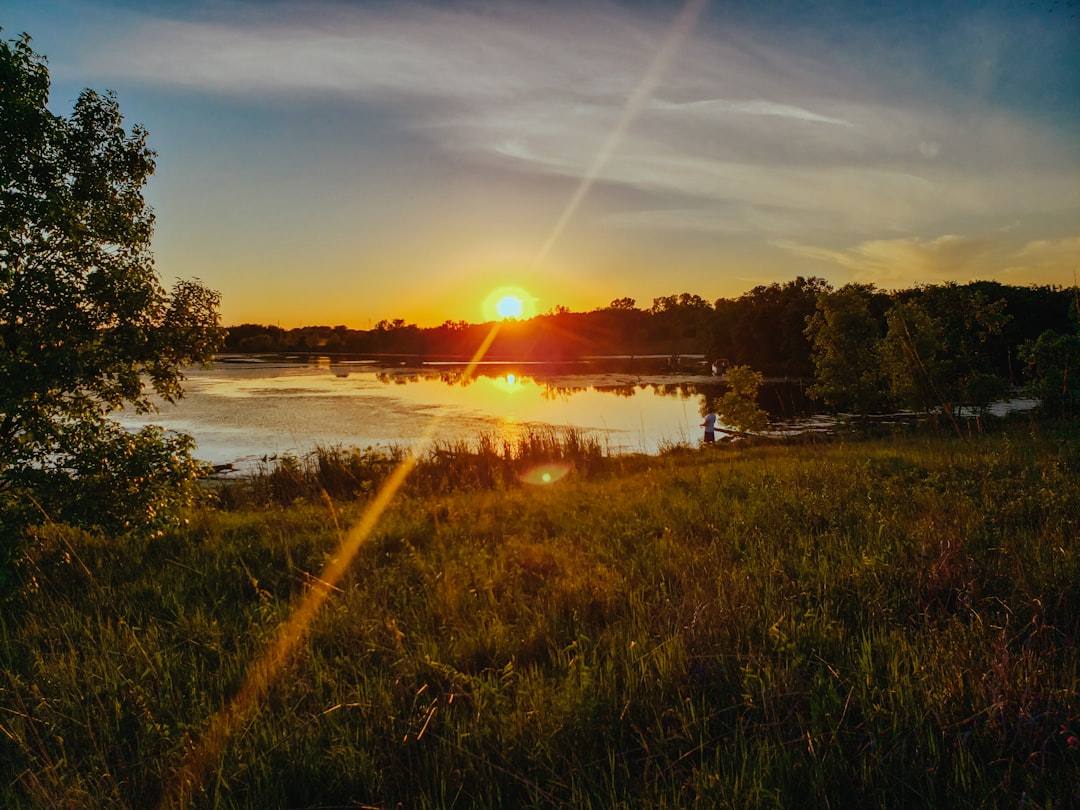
[483,285,535,322]
[496,295,524,319]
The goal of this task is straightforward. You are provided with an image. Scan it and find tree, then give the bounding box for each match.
[649,292,713,356]
[966,281,1077,383]
[711,277,829,376]
[717,365,768,433]
[879,299,951,417]
[805,284,889,414]
[589,298,646,357]
[1019,330,1080,419]
[879,286,1010,429]
[1,33,224,542]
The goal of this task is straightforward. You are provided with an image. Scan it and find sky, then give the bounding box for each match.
[5,0,1079,328]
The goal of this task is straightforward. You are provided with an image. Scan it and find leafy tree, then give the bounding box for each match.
[711,277,829,376]
[879,299,952,417]
[224,322,286,352]
[1,33,223,545]
[590,298,647,356]
[1019,330,1080,419]
[966,281,1077,383]
[649,292,713,356]
[805,284,889,414]
[879,286,1010,429]
[717,365,768,433]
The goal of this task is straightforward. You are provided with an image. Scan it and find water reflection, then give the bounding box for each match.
[117,356,815,469]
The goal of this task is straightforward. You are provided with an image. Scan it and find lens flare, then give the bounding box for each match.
[530,0,710,272]
[518,462,572,486]
[161,1,707,803]
[162,324,505,809]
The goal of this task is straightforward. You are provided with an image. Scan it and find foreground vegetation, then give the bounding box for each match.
[2,422,1078,809]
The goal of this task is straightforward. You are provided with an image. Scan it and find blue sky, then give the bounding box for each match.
[5,0,1079,327]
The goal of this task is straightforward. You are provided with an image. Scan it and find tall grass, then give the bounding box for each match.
[218,426,611,508]
[1,422,1077,808]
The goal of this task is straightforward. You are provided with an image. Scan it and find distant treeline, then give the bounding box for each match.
[224,278,1076,380]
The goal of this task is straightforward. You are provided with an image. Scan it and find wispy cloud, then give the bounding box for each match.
[775,229,1080,288]
[778,234,1005,285]
[73,0,1079,295]
[1012,236,1080,262]
[90,4,652,103]
[648,98,855,128]
[90,2,1078,237]
[1004,237,1080,285]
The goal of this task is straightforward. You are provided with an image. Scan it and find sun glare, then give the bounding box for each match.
[496,295,524,319]
[483,285,535,322]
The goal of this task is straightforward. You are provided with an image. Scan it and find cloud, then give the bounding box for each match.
[1012,236,1080,262]
[649,98,855,128]
[918,141,940,158]
[1003,236,1080,285]
[81,0,1079,246]
[88,3,654,103]
[778,233,1004,285]
[777,229,1080,291]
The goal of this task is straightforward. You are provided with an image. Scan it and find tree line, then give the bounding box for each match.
[225,278,1079,418]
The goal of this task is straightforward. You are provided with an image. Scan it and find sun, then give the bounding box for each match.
[483,285,535,322]
[495,294,524,320]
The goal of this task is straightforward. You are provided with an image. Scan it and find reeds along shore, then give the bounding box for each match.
[2,421,1078,809]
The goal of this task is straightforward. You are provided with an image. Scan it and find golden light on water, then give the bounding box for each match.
[492,372,522,395]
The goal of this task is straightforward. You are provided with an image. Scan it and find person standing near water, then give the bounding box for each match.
[701,411,718,444]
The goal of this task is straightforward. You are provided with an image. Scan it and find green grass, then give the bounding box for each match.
[2,422,1078,808]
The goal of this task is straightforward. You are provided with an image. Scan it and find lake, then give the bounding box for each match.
[115,356,817,470]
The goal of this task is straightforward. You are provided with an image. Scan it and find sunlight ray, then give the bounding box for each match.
[162,1,708,803]
[163,322,504,808]
[531,0,710,271]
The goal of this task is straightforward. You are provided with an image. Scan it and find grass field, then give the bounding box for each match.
[2,422,1078,808]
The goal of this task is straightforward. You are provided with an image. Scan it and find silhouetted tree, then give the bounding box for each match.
[1020,330,1080,419]
[1,33,223,543]
[649,293,713,356]
[967,281,1077,383]
[717,365,768,432]
[711,277,829,376]
[880,286,1010,429]
[591,299,648,357]
[805,284,890,414]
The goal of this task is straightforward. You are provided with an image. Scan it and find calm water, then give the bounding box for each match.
[116,357,815,469]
